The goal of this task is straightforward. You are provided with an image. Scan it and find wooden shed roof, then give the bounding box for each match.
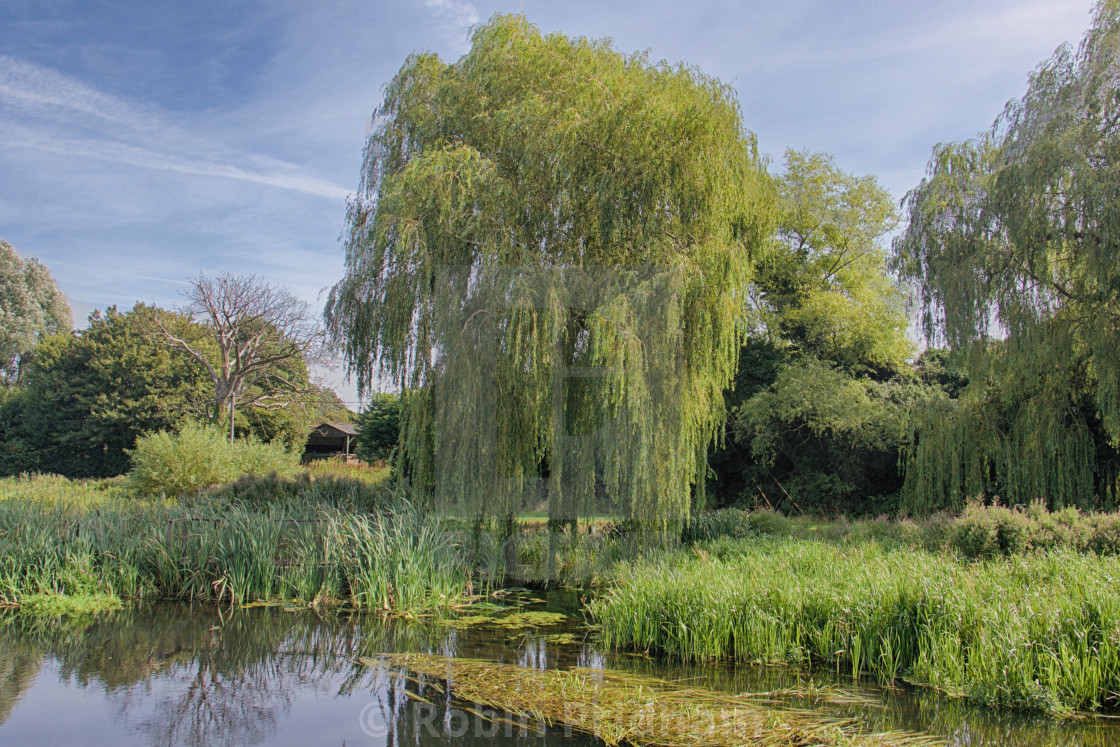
[312,422,359,438]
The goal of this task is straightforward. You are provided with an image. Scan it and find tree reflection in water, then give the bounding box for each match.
[3,600,1119,747]
[0,604,463,746]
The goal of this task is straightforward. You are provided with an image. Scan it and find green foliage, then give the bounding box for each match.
[206,471,392,512]
[0,492,469,613]
[0,473,128,509]
[731,361,946,513]
[710,152,926,513]
[233,385,315,452]
[18,592,122,618]
[761,151,911,377]
[304,384,355,424]
[326,15,776,526]
[894,3,1120,512]
[590,535,1120,714]
[0,303,316,478]
[355,392,401,462]
[0,305,210,478]
[127,422,299,497]
[0,240,71,386]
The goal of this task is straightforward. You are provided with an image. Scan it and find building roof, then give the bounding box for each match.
[313,422,359,437]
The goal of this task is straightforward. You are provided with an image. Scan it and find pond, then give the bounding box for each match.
[0,593,1116,746]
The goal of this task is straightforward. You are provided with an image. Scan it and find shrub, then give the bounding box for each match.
[745,507,795,537]
[128,422,298,497]
[1088,513,1120,555]
[950,501,1035,558]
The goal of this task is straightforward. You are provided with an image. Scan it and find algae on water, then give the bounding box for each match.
[441,610,569,631]
[18,593,122,618]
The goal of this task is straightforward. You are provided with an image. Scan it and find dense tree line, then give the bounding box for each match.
[6,7,1118,518]
[705,153,957,515]
[893,0,1120,513]
[0,259,342,478]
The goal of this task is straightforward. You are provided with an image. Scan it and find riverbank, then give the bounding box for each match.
[0,470,470,614]
[589,535,1120,716]
[8,469,1120,718]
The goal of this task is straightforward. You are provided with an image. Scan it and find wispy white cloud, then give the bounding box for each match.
[0,55,152,126]
[424,0,480,31]
[755,0,1087,74]
[3,125,350,200]
[0,54,350,200]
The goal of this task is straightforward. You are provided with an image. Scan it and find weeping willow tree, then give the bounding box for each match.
[893,1,1120,511]
[326,16,775,530]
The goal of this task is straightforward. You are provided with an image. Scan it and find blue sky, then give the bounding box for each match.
[0,0,1096,404]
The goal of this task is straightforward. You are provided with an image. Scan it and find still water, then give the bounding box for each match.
[0,593,1117,746]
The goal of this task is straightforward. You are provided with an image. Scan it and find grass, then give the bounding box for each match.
[0,473,131,509]
[303,458,392,485]
[362,653,939,747]
[686,502,1120,558]
[589,535,1120,716]
[12,467,1120,719]
[0,481,473,615]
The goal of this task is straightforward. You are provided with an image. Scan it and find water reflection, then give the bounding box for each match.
[0,598,1117,746]
[0,602,598,747]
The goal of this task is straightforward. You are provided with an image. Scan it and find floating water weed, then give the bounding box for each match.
[360,653,939,747]
[441,610,569,630]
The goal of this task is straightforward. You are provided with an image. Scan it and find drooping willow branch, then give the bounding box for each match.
[326,16,777,526]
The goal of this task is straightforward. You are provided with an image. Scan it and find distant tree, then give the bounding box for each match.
[0,240,70,386]
[304,385,355,424]
[709,151,927,513]
[153,273,323,443]
[758,150,911,377]
[326,16,776,528]
[892,1,1120,511]
[0,305,210,477]
[355,393,401,463]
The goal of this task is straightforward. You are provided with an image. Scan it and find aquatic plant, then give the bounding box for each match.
[0,493,470,614]
[589,536,1120,715]
[361,653,938,747]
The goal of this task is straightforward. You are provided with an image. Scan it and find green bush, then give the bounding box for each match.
[950,502,1035,558]
[1088,513,1120,555]
[128,422,298,497]
[948,500,1120,558]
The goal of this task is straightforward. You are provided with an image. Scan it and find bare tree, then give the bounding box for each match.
[153,273,323,442]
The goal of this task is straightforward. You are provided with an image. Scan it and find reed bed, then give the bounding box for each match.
[0,491,471,614]
[362,653,938,747]
[0,473,130,509]
[588,536,1120,715]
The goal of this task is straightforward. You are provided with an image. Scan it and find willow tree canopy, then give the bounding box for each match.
[326,16,776,524]
[893,1,1120,510]
[0,240,71,386]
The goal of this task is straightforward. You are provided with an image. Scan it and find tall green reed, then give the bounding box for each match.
[0,490,469,613]
[588,536,1120,715]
